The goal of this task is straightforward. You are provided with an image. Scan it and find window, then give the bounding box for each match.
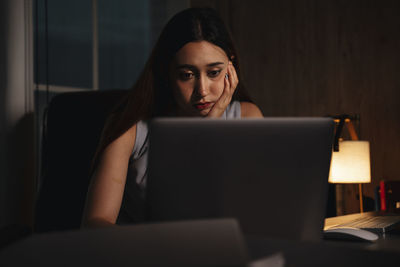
[34,0,189,92]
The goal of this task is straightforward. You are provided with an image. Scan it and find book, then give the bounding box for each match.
[374,186,380,211]
[380,180,386,211]
[380,180,400,213]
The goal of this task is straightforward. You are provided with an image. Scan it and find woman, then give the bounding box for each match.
[82,7,263,228]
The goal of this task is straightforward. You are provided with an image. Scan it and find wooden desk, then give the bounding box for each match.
[247,234,400,267]
[1,217,399,267]
[247,213,400,266]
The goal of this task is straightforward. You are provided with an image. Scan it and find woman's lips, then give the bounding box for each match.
[194,102,213,110]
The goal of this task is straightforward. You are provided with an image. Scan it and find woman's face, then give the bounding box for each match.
[169,41,229,116]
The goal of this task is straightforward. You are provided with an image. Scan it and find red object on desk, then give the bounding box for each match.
[380,180,386,211]
[381,180,400,213]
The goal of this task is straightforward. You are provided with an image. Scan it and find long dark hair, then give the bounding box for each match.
[93,7,252,170]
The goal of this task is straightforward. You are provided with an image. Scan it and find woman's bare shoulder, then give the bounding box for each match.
[240,102,263,118]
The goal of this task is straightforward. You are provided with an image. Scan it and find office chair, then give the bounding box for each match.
[34,89,128,233]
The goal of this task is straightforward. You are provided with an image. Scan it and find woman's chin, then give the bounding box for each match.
[196,107,212,117]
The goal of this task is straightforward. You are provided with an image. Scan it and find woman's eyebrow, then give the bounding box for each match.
[206,62,224,67]
[176,62,225,69]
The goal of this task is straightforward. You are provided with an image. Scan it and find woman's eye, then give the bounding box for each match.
[208,70,221,78]
[179,72,194,80]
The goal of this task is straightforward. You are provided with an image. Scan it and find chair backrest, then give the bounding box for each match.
[34,89,128,233]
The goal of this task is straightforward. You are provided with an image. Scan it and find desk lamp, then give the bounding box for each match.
[328,115,371,213]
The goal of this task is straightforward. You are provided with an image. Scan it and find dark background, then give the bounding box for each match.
[192,0,400,214]
[2,0,399,228]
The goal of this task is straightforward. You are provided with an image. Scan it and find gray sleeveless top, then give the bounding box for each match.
[117,101,241,224]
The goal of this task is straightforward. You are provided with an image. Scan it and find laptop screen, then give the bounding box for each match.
[146,118,334,241]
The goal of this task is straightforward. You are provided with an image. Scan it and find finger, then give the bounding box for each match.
[229,62,238,88]
[224,72,234,102]
[218,74,231,106]
[223,72,231,99]
[228,64,237,93]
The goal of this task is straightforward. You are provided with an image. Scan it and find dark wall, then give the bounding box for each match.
[192,0,400,214]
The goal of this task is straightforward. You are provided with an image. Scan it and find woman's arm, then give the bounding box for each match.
[81,124,137,228]
[240,102,263,118]
[208,62,263,119]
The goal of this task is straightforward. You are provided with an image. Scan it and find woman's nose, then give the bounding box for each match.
[195,75,209,97]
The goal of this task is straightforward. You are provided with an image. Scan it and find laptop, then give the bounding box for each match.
[0,219,248,266]
[146,118,334,241]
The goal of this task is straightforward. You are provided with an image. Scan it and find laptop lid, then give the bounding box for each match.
[146,118,334,241]
[0,219,248,266]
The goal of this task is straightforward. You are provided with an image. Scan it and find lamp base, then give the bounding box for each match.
[335,184,365,215]
[335,184,345,216]
[359,183,364,213]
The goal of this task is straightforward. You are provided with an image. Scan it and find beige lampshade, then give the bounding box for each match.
[329,140,371,183]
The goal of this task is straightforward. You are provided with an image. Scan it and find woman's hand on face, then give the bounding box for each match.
[207,61,238,118]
